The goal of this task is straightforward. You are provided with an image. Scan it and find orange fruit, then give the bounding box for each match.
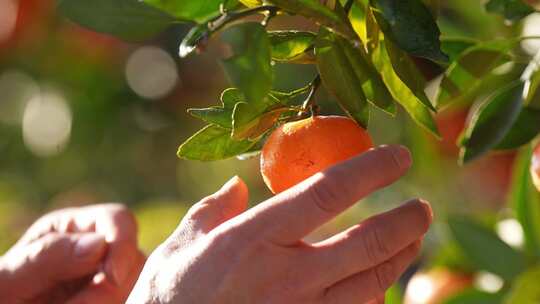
[532,143,540,192]
[404,268,473,304]
[260,115,373,194]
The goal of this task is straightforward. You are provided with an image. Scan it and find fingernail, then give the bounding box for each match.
[74,234,105,259]
[390,145,412,170]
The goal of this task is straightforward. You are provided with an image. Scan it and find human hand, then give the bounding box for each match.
[128,145,433,304]
[0,203,146,304]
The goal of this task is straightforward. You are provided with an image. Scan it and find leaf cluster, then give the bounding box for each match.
[56,0,540,163]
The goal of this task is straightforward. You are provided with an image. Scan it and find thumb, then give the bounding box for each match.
[181,176,249,235]
[8,233,106,298]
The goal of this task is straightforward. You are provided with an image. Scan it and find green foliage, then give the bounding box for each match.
[437,39,516,108]
[372,40,440,137]
[188,88,241,129]
[385,39,435,111]
[485,0,535,23]
[268,31,316,63]
[385,284,403,304]
[440,37,479,63]
[448,216,526,281]
[316,27,396,128]
[510,147,540,257]
[56,0,540,162]
[177,125,256,161]
[142,0,236,22]
[496,108,540,150]
[504,265,540,303]
[221,23,273,106]
[369,0,448,62]
[268,0,356,39]
[444,289,504,304]
[459,81,524,163]
[57,0,177,41]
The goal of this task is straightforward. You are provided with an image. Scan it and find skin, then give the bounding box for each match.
[128,145,433,304]
[0,203,146,304]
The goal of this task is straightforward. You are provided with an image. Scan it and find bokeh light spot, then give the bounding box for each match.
[406,274,435,304]
[125,46,179,100]
[522,13,540,55]
[496,218,524,248]
[22,89,72,157]
[474,271,504,293]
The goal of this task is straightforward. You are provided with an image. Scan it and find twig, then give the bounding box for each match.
[207,5,280,32]
[299,75,322,116]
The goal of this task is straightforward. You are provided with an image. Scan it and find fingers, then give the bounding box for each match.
[6,233,106,299]
[181,176,249,234]
[308,199,432,287]
[241,145,412,245]
[322,240,421,304]
[66,249,146,304]
[87,204,139,286]
[162,176,248,255]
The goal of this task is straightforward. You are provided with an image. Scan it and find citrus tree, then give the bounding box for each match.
[56,0,540,302]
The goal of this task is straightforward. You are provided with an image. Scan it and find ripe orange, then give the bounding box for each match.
[260,115,373,194]
[532,142,540,192]
[404,268,473,304]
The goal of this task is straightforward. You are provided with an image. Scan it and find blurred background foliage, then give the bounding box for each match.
[0,0,539,302]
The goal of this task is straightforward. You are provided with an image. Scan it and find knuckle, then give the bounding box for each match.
[186,201,212,222]
[308,174,343,214]
[374,262,395,292]
[209,228,239,251]
[361,222,390,265]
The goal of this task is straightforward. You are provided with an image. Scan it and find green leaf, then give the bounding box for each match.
[444,289,503,304]
[221,23,273,106]
[373,40,440,137]
[485,0,535,23]
[187,88,244,129]
[57,0,177,41]
[448,216,526,281]
[459,81,524,163]
[385,39,436,111]
[177,125,255,161]
[386,284,403,304]
[504,265,540,303]
[143,0,235,23]
[179,24,210,58]
[510,147,540,258]
[232,101,289,140]
[369,0,448,63]
[441,37,479,63]
[496,107,540,150]
[315,27,396,128]
[268,31,316,64]
[437,39,516,107]
[365,5,381,54]
[522,55,540,110]
[268,0,355,39]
